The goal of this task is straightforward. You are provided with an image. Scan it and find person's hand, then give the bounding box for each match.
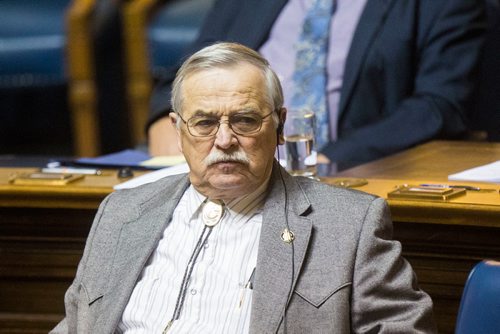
[148,116,182,156]
[317,153,330,164]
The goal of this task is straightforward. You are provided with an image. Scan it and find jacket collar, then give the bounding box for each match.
[250,161,314,333]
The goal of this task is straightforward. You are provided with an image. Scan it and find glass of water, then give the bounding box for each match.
[284,110,317,177]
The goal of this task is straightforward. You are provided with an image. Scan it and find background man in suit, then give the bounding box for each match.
[52,42,435,333]
[148,0,485,168]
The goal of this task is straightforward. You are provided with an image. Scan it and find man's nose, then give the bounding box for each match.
[214,121,237,149]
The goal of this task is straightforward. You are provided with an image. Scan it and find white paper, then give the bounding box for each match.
[448,160,500,183]
[139,155,185,167]
[114,163,190,190]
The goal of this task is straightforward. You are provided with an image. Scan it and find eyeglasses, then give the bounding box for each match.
[177,111,274,137]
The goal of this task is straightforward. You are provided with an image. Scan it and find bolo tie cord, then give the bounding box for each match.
[164,200,224,333]
[164,225,212,333]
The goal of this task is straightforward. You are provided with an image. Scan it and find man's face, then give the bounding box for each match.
[173,64,282,200]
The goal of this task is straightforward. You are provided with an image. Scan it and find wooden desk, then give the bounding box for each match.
[2,141,500,333]
[329,141,500,333]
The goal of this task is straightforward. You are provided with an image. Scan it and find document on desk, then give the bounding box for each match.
[75,150,185,169]
[114,163,190,190]
[76,149,151,168]
[448,160,500,183]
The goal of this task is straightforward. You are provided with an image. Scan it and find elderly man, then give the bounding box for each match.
[52,43,436,333]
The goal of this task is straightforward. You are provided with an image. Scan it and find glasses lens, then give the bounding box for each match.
[186,112,268,137]
[188,116,219,136]
[230,113,262,134]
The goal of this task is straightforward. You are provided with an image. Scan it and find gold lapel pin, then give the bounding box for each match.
[281,228,295,244]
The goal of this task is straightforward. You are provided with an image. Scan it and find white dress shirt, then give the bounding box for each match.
[117,182,268,333]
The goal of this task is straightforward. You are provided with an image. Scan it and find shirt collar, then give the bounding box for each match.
[185,185,208,221]
[224,180,269,215]
[188,179,270,220]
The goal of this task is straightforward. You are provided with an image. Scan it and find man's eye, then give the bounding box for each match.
[232,115,259,125]
[192,118,218,127]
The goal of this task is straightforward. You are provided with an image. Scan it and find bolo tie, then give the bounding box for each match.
[163,199,225,333]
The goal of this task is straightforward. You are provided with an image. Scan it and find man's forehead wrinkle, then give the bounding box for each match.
[188,92,263,109]
[190,105,260,117]
[184,87,261,104]
[192,109,217,117]
[189,87,261,98]
[184,73,264,96]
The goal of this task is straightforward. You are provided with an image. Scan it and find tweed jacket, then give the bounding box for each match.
[51,162,436,333]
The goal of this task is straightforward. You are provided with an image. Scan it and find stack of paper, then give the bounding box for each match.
[448,161,500,183]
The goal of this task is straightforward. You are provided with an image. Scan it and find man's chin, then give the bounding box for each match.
[208,174,248,190]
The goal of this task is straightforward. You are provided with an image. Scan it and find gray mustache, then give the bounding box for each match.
[204,150,250,166]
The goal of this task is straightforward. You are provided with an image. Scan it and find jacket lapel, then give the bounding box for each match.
[338,0,396,118]
[95,175,191,332]
[250,163,313,333]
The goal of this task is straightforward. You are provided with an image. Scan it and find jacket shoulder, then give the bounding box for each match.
[110,173,188,204]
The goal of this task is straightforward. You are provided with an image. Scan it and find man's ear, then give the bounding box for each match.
[277,107,287,145]
[169,112,178,127]
[169,112,183,153]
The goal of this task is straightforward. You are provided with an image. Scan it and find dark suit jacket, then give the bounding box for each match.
[149,0,485,166]
[51,162,436,333]
[468,0,500,140]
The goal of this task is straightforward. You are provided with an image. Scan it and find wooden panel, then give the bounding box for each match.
[0,313,63,334]
[393,221,500,333]
[0,207,94,333]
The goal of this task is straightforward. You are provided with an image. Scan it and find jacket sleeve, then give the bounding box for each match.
[351,197,437,333]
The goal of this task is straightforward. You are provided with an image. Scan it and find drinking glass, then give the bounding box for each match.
[284,110,317,177]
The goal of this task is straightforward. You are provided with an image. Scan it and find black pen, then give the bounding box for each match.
[245,267,256,290]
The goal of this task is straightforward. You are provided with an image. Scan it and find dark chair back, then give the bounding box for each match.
[0,0,69,87]
[0,0,72,155]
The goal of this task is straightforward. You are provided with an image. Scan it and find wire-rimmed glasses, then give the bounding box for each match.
[177,111,274,137]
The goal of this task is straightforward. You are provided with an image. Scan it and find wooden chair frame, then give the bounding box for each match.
[66,0,100,157]
[121,0,161,148]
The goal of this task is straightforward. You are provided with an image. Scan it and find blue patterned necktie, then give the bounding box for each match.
[290,0,335,150]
